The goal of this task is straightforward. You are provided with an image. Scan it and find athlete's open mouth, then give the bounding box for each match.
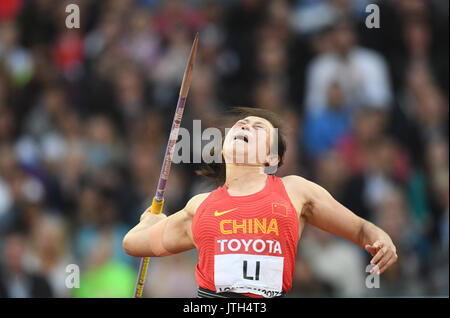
[234,135,248,143]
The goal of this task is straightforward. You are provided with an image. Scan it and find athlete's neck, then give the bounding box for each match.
[224,164,267,195]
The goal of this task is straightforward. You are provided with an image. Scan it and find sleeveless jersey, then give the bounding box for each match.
[191,175,299,298]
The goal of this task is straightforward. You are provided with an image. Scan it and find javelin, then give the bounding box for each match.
[133,33,199,298]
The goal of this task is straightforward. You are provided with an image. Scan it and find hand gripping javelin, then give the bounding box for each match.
[133,33,199,298]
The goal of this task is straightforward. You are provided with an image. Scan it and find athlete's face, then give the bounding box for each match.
[222,116,279,167]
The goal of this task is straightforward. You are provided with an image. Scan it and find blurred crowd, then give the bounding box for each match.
[0,0,448,297]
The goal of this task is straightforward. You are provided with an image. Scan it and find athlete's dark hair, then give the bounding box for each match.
[195,107,287,185]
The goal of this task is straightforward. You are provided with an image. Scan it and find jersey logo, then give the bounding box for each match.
[272,203,288,217]
[214,208,238,217]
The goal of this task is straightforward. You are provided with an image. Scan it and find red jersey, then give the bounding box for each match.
[191,175,299,298]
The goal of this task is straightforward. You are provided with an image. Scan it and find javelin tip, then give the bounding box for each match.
[179,33,199,98]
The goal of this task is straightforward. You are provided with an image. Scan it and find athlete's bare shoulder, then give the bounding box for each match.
[281,174,308,198]
[184,192,210,217]
[281,175,313,193]
[281,174,335,211]
[281,175,323,193]
[281,175,322,214]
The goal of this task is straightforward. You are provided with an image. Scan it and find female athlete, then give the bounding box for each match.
[123,107,398,298]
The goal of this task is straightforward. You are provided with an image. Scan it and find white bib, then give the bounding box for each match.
[214,253,284,297]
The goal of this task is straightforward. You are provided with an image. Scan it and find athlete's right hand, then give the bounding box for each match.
[140,206,167,223]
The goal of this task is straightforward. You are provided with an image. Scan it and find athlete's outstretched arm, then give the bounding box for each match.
[283,175,398,275]
[123,193,209,257]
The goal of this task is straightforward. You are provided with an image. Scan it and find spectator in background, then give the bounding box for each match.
[392,61,448,174]
[0,20,34,87]
[0,142,55,235]
[340,134,411,222]
[73,232,136,298]
[314,150,348,202]
[254,35,290,103]
[0,228,53,297]
[144,250,198,298]
[0,0,23,22]
[400,65,448,146]
[290,257,333,298]
[303,80,352,160]
[120,8,162,72]
[304,17,393,113]
[16,84,72,167]
[24,214,74,297]
[112,62,153,132]
[336,106,388,176]
[83,115,124,174]
[300,226,366,297]
[367,187,425,297]
[152,22,196,107]
[387,0,449,96]
[84,10,123,62]
[74,183,133,269]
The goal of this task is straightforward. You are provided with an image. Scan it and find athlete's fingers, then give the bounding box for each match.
[370,245,387,267]
[140,209,149,221]
[366,241,383,255]
[372,241,383,250]
[373,249,392,274]
[140,206,154,221]
[378,252,398,275]
[370,241,384,252]
[369,263,379,275]
[365,244,377,256]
